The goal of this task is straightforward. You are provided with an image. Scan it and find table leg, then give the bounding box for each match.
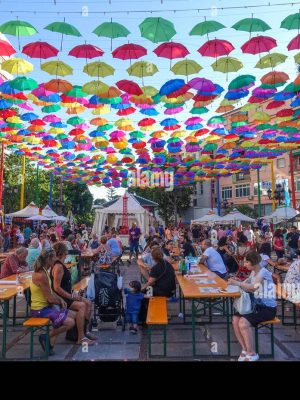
[13,295,16,326]
[192,299,196,357]
[226,298,231,357]
[1,300,9,359]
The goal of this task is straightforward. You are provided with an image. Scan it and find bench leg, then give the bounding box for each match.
[255,326,259,355]
[270,324,275,358]
[163,326,167,357]
[13,295,17,326]
[30,327,34,360]
[45,325,50,359]
[148,327,152,357]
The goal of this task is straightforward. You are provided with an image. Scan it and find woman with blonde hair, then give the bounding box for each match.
[30,248,76,355]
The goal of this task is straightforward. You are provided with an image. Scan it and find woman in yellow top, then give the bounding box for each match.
[30,248,76,355]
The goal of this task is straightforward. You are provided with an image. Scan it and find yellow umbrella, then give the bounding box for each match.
[41,60,73,76]
[141,86,158,96]
[1,57,33,74]
[92,105,110,115]
[82,80,109,95]
[83,61,115,77]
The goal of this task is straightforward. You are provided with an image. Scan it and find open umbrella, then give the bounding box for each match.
[281,12,300,30]
[112,43,147,65]
[189,18,225,38]
[232,16,271,36]
[198,39,234,58]
[93,19,130,50]
[127,61,158,85]
[41,60,73,77]
[139,17,176,43]
[22,41,59,64]
[241,36,277,55]
[287,34,300,51]
[83,61,115,78]
[68,44,104,60]
[44,79,73,93]
[82,81,109,95]
[171,59,202,81]
[0,19,37,49]
[154,42,189,68]
[10,76,38,90]
[255,52,287,69]
[211,56,243,80]
[116,80,143,95]
[0,39,16,56]
[1,57,33,75]
[44,18,82,51]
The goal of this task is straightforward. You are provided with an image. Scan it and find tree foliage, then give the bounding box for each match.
[106,187,118,201]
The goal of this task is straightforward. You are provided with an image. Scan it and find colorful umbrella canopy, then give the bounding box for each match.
[68,44,104,59]
[287,34,300,51]
[198,39,234,57]
[189,19,225,36]
[154,42,189,68]
[255,52,287,69]
[0,39,16,56]
[41,60,73,76]
[10,76,38,90]
[171,59,202,78]
[112,43,147,62]
[22,41,59,61]
[83,61,115,77]
[116,80,143,95]
[281,12,300,30]
[1,57,33,74]
[139,17,176,43]
[241,36,277,54]
[44,19,82,51]
[127,61,158,79]
[93,20,130,50]
[232,17,271,35]
[44,79,73,93]
[211,57,243,74]
[0,20,37,49]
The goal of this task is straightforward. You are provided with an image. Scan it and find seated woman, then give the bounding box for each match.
[162,240,175,264]
[137,241,159,281]
[182,236,196,258]
[141,247,176,298]
[51,242,96,344]
[259,242,277,270]
[228,251,277,362]
[217,236,238,274]
[30,249,76,355]
[26,238,41,270]
[92,235,113,265]
[283,258,300,302]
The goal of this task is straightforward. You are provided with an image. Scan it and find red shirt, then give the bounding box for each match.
[0,254,28,279]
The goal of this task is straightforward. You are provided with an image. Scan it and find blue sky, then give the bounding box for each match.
[1,0,300,199]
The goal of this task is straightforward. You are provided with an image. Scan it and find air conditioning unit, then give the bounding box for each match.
[248,195,254,200]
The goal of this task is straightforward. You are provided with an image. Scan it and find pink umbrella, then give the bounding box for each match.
[22,41,59,60]
[32,84,55,97]
[188,77,216,92]
[185,117,203,125]
[241,35,277,54]
[164,107,183,114]
[198,39,234,57]
[103,147,116,153]
[75,122,90,129]
[116,79,143,95]
[154,42,189,68]
[110,130,126,138]
[42,114,61,122]
[68,44,104,59]
[112,43,147,63]
[18,103,34,110]
[287,34,300,50]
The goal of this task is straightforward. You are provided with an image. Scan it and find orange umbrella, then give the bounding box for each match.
[44,79,73,93]
[261,71,289,85]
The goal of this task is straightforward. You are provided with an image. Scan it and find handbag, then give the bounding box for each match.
[233,289,253,315]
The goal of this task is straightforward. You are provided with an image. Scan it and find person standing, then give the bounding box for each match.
[127,222,141,265]
[286,226,300,259]
[3,225,11,252]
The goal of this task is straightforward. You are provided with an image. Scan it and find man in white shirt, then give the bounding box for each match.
[244,225,255,246]
[210,227,218,248]
[200,239,227,279]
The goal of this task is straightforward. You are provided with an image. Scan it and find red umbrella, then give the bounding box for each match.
[112,43,147,64]
[154,42,189,68]
[198,39,234,57]
[266,100,285,109]
[287,34,300,50]
[276,108,293,117]
[0,39,16,56]
[22,41,59,60]
[241,35,277,54]
[116,80,143,95]
[68,44,104,59]
[138,118,156,126]
[117,107,136,116]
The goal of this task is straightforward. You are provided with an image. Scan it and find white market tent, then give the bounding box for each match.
[222,208,255,223]
[6,202,66,221]
[264,206,299,224]
[191,212,224,225]
[93,192,151,236]
[26,215,53,221]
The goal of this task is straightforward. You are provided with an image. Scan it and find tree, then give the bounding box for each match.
[129,186,193,225]
[106,187,118,201]
[93,198,106,206]
[228,204,258,219]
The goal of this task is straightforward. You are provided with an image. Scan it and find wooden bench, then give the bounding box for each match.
[254,317,281,359]
[276,283,300,326]
[23,317,50,359]
[72,277,90,293]
[146,297,168,357]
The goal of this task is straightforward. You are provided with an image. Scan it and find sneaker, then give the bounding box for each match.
[238,350,247,361]
[85,331,98,341]
[39,334,55,356]
[244,353,259,362]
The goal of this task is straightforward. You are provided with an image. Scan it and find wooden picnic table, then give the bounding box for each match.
[0,271,32,359]
[175,264,240,357]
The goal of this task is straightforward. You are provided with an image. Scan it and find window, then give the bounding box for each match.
[295,176,300,192]
[254,183,269,196]
[199,182,204,195]
[211,181,215,194]
[193,198,197,206]
[277,158,285,168]
[235,184,250,198]
[222,186,232,199]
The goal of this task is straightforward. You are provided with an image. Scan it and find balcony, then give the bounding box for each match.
[232,172,251,183]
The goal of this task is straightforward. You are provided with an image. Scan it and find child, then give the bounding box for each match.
[124,280,145,334]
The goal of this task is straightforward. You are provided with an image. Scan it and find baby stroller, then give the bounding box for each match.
[92,269,125,329]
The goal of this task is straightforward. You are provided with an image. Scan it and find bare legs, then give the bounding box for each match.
[232,315,255,356]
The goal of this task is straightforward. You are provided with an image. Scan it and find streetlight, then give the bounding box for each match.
[267,184,292,206]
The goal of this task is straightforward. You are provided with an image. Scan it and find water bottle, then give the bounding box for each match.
[181,260,187,276]
[16,268,20,285]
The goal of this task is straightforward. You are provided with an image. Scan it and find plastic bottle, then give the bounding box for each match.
[16,268,20,285]
[181,260,187,276]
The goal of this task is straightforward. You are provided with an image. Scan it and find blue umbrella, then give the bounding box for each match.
[225,90,249,100]
[0,82,20,95]
[160,118,178,127]
[274,92,294,100]
[291,97,300,107]
[20,112,39,121]
[140,108,159,116]
[159,79,185,96]
[0,99,13,109]
[50,122,68,128]
[39,94,61,103]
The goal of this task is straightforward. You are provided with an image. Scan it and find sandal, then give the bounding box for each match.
[77,337,96,345]
[238,350,247,361]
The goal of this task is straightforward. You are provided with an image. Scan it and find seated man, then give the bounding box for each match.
[200,239,227,279]
[107,232,122,257]
[0,247,29,278]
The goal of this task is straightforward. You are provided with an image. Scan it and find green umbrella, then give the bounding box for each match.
[283,82,300,93]
[190,106,209,114]
[211,57,243,78]
[255,52,287,69]
[83,61,115,78]
[0,19,37,49]
[232,16,271,35]
[281,12,300,30]
[41,104,61,113]
[189,19,225,37]
[67,116,84,126]
[127,61,158,85]
[228,75,256,90]
[10,76,38,90]
[139,17,176,43]
[93,19,130,50]
[66,85,88,98]
[44,18,82,51]
[171,59,202,80]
